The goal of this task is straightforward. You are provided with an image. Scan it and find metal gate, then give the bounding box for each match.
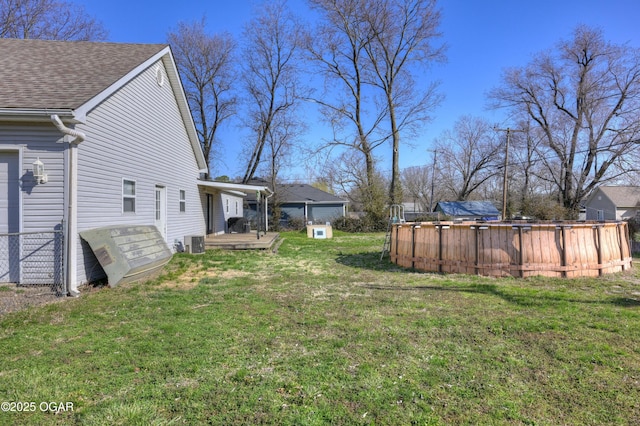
[0,230,64,295]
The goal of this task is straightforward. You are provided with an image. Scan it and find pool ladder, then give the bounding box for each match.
[380,204,405,260]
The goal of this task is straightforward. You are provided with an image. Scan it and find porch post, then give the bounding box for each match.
[264,193,269,232]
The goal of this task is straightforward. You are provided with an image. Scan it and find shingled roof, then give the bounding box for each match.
[594,186,640,208]
[277,184,347,203]
[244,181,347,204]
[0,38,166,110]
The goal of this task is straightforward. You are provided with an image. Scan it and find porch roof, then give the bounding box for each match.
[197,180,273,196]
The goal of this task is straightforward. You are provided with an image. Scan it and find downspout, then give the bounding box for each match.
[51,115,86,297]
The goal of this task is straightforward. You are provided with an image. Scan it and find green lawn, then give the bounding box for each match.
[1,231,639,425]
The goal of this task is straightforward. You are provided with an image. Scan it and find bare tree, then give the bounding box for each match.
[504,119,562,217]
[435,115,502,201]
[263,109,306,228]
[306,0,388,218]
[362,0,445,204]
[264,112,300,187]
[490,25,640,217]
[401,165,431,212]
[240,1,305,184]
[167,18,237,174]
[0,0,107,40]
[325,149,387,215]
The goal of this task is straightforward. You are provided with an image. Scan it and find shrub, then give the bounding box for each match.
[284,217,305,231]
[332,215,388,233]
[628,217,640,241]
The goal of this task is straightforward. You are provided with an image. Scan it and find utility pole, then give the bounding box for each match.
[429,149,438,213]
[494,127,524,221]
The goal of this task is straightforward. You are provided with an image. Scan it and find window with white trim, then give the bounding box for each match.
[123,179,136,213]
[235,201,238,215]
[155,190,161,220]
[226,198,229,213]
[179,190,186,213]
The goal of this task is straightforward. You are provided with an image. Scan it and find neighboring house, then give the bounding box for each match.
[0,38,268,294]
[435,201,500,221]
[245,182,348,225]
[584,186,640,221]
[402,202,429,222]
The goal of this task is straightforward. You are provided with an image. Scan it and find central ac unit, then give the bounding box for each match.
[184,235,205,254]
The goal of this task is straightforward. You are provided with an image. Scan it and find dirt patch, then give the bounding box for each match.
[158,266,251,290]
[0,284,66,317]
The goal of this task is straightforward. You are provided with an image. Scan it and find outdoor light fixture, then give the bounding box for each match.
[32,157,48,184]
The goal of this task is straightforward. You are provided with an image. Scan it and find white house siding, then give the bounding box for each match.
[74,60,205,284]
[206,191,244,235]
[0,123,66,233]
[0,123,66,284]
[220,193,243,229]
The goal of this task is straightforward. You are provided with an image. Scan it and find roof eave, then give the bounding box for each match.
[287,200,348,204]
[198,180,273,195]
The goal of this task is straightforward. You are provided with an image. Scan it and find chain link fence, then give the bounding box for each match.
[0,230,64,295]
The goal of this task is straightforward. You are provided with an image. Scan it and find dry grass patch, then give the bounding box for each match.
[158,263,253,290]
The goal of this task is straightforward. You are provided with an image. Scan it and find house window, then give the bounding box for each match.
[597,209,604,221]
[179,190,186,213]
[123,179,136,213]
[226,199,229,213]
[235,201,238,215]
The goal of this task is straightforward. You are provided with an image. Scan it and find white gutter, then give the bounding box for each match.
[51,114,86,297]
[197,179,272,195]
[0,109,75,122]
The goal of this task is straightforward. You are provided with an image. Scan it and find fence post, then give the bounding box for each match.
[411,225,416,270]
[518,227,524,278]
[560,226,568,278]
[474,226,480,275]
[438,225,443,273]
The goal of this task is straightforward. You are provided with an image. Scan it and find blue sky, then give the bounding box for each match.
[77,0,640,180]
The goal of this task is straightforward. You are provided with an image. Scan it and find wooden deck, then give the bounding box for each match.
[205,232,280,250]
